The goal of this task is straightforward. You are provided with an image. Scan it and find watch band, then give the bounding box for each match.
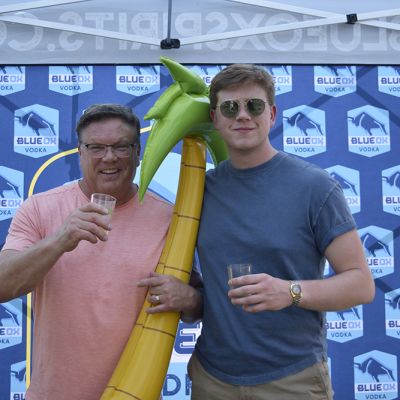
[290,281,302,306]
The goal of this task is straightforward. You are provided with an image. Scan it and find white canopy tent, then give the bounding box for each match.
[0,0,399,65]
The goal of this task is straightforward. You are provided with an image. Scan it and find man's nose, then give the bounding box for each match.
[236,104,251,120]
[102,146,118,160]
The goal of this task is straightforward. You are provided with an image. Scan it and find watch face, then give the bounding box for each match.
[292,284,301,295]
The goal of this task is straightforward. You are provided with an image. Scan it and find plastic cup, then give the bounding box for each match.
[227,263,253,281]
[90,193,117,215]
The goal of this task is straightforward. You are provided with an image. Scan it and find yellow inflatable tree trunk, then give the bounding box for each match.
[101,137,206,400]
[101,57,227,400]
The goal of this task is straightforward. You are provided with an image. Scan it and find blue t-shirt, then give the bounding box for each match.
[195,151,355,385]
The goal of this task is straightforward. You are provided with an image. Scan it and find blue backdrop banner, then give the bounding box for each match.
[0,63,399,400]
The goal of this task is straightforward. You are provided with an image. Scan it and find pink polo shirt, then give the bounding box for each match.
[3,182,172,400]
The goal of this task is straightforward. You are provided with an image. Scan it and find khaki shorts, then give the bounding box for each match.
[188,353,333,400]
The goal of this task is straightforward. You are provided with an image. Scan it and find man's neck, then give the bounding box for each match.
[229,146,278,169]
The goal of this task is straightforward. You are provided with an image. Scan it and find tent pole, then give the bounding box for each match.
[160,0,180,49]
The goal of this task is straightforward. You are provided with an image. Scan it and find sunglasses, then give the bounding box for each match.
[216,98,267,118]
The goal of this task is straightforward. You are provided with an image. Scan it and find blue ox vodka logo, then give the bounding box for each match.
[10,360,26,400]
[0,66,25,96]
[0,166,23,221]
[314,66,356,97]
[326,305,363,343]
[348,105,390,157]
[385,288,400,340]
[266,65,292,95]
[49,65,93,96]
[190,65,225,86]
[326,165,360,214]
[116,65,160,96]
[378,66,400,97]
[0,299,23,350]
[283,105,326,157]
[171,321,201,363]
[382,165,400,216]
[14,104,59,158]
[359,226,394,279]
[164,362,191,399]
[354,350,398,400]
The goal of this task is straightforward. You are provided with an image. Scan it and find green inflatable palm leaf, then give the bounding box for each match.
[139,57,228,201]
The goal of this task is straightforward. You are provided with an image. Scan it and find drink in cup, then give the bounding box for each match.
[91,193,116,236]
[90,193,117,215]
[227,263,253,282]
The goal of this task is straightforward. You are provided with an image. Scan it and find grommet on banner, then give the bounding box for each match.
[160,38,181,49]
[346,13,358,24]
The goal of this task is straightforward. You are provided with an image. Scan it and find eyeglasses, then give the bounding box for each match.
[216,98,267,118]
[81,142,137,158]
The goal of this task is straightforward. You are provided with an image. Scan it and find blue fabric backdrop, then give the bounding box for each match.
[0,64,399,400]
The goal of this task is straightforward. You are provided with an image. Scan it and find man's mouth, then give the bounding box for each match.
[100,168,119,175]
[235,127,255,133]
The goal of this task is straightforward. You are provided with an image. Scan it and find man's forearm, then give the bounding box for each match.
[0,236,65,302]
[181,287,203,323]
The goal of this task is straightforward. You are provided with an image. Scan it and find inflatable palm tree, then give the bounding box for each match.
[101,57,227,400]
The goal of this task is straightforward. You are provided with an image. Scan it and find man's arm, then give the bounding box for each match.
[0,202,112,303]
[181,268,203,323]
[228,229,375,312]
[299,229,375,310]
[0,242,65,302]
[137,268,204,322]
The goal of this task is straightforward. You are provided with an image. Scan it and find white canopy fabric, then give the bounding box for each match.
[0,0,399,65]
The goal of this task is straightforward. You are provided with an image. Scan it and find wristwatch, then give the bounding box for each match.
[289,281,302,306]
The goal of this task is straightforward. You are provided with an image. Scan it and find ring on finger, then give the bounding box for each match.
[154,294,161,303]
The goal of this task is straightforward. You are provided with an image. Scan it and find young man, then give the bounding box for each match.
[0,104,177,399]
[182,64,374,399]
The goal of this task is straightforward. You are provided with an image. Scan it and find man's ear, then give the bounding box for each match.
[210,108,216,122]
[270,105,277,126]
[135,144,141,167]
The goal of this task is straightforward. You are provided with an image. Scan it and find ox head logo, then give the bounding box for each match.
[323,65,354,76]
[129,65,158,75]
[15,110,56,136]
[0,303,20,326]
[11,366,26,383]
[360,233,391,257]
[354,358,395,382]
[389,66,400,75]
[385,294,400,310]
[268,65,290,75]
[382,171,400,190]
[65,65,91,74]
[0,174,22,198]
[348,112,388,136]
[0,66,23,74]
[336,307,361,321]
[283,112,324,136]
[329,172,358,195]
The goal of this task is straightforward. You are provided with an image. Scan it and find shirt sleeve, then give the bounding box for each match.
[313,182,357,254]
[2,196,42,251]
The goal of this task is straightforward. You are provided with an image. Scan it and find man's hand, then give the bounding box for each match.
[137,272,201,315]
[228,273,292,312]
[54,202,112,252]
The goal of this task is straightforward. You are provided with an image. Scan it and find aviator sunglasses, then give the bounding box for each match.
[216,98,267,118]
